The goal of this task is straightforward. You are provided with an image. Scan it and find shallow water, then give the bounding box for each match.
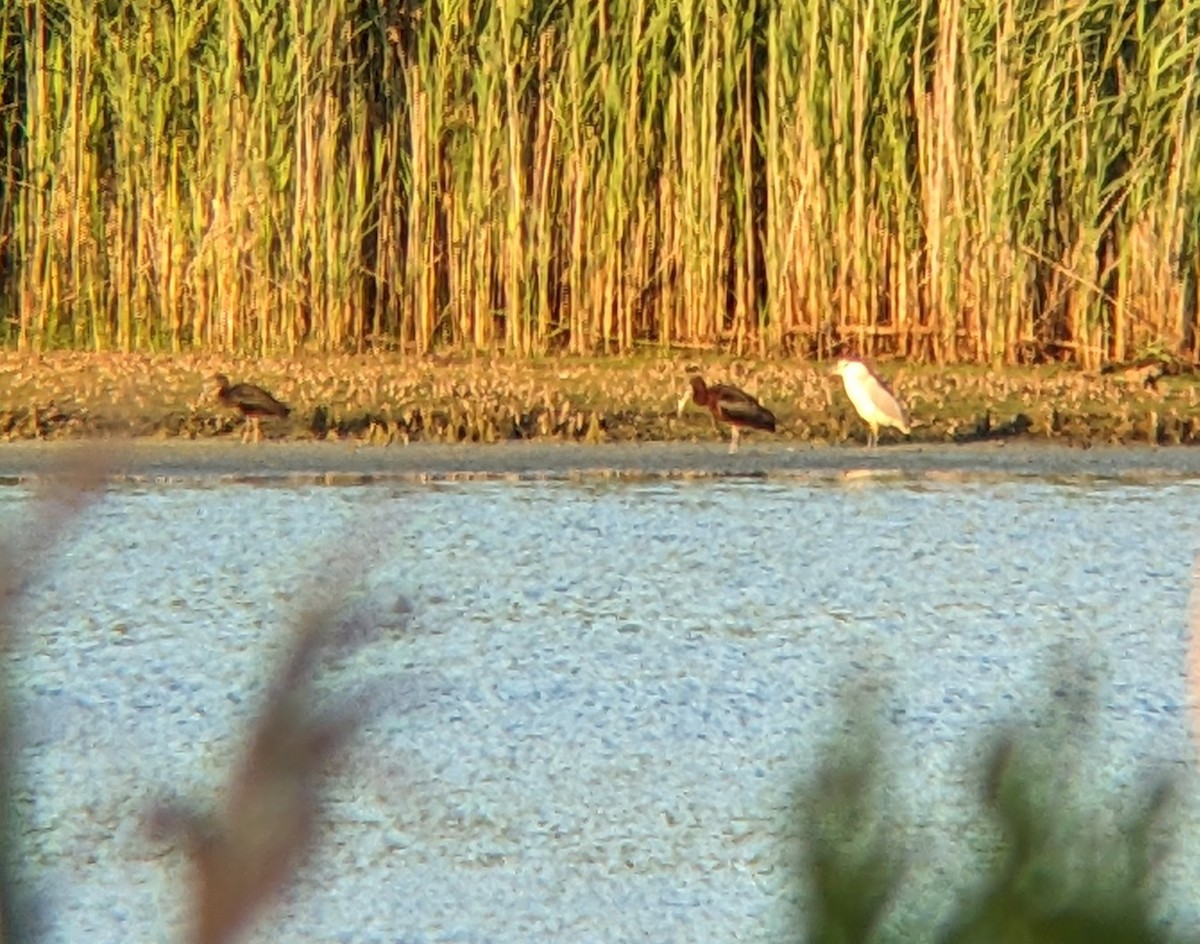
[3,464,1200,942]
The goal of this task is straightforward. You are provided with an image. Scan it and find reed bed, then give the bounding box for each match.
[1,0,1197,363]
[1,350,1197,446]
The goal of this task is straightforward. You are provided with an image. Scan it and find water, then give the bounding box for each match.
[3,468,1199,942]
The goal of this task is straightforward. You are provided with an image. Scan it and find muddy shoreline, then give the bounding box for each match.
[2,351,1198,450]
[3,439,1200,486]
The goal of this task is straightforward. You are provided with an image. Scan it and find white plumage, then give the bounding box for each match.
[831,358,911,447]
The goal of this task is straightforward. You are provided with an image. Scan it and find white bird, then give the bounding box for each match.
[831,358,911,447]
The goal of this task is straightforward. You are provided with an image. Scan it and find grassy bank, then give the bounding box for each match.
[3,0,1198,362]
[1,352,1197,446]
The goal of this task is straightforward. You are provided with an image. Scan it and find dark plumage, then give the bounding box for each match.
[208,374,290,442]
[677,374,776,453]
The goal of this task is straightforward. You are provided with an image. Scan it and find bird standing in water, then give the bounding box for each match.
[830,358,911,447]
[677,374,777,454]
[208,374,291,443]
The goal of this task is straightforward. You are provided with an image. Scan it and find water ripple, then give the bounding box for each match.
[4,474,1199,942]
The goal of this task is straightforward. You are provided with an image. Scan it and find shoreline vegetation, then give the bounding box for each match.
[0,351,1197,446]
[3,1,1198,364]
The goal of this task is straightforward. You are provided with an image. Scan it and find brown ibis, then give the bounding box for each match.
[208,374,291,443]
[676,374,777,453]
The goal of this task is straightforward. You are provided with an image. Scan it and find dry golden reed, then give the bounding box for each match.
[1,0,1197,364]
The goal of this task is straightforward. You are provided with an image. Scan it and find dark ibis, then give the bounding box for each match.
[676,374,776,453]
[208,374,291,443]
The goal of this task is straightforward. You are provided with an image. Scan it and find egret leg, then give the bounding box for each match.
[729,426,740,454]
[868,425,878,448]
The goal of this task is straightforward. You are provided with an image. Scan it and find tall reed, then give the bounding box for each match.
[3,0,1198,363]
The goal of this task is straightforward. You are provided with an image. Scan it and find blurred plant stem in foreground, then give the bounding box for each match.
[0,446,398,944]
[149,598,387,944]
[0,446,115,940]
[790,692,1180,944]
